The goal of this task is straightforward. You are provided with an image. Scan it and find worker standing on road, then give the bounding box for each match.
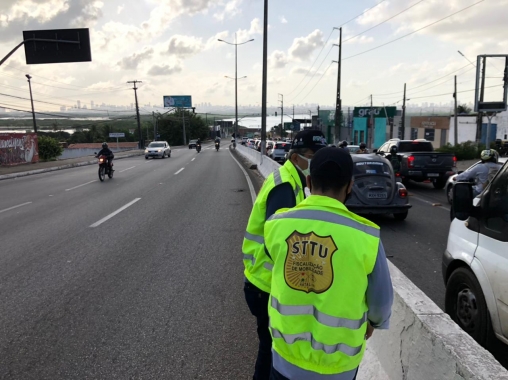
[243,130,328,380]
[264,147,393,380]
[355,142,369,154]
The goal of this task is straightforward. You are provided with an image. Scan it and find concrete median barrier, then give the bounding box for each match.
[235,145,508,380]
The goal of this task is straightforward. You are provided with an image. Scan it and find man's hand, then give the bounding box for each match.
[365,323,374,340]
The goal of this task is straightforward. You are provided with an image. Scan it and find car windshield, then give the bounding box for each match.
[149,143,164,147]
[398,141,434,152]
[190,140,197,143]
[275,143,291,152]
[354,161,391,176]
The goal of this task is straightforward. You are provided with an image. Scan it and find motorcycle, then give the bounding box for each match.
[215,142,220,151]
[196,143,201,153]
[96,154,114,181]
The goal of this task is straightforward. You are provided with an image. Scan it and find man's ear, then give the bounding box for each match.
[306,175,312,191]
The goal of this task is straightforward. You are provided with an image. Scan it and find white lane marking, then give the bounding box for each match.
[120,166,136,173]
[66,180,97,191]
[191,158,196,162]
[175,168,184,175]
[90,198,141,228]
[410,195,450,212]
[0,202,32,214]
[229,149,256,205]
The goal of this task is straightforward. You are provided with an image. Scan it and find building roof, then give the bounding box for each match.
[219,114,315,130]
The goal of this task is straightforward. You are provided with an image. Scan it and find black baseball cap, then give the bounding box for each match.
[290,130,328,152]
[310,147,353,181]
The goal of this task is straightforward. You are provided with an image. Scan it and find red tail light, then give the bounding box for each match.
[399,188,408,198]
[407,155,415,168]
[453,156,457,167]
[395,172,400,177]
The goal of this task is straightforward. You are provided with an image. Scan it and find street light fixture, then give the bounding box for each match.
[25,74,37,134]
[218,34,254,145]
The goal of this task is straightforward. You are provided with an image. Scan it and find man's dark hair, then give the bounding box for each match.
[311,161,351,194]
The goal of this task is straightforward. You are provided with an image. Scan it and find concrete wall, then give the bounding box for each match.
[59,147,136,160]
[235,144,508,379]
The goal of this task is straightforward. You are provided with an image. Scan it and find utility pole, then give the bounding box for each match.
[182,110,187,146]
[454,75,458,145]
[152,111,156,141]
[368,94,374,148]
[333,27,342,143]
[25,74,37,133]
[317,105,320,131]
[278,93,283,139]
[401,83,407,139]
[127,80,143,149]
[260,0,268,158]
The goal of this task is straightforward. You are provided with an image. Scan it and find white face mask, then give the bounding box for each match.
[297,154,312,177]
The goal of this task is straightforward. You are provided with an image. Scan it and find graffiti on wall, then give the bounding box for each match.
[0,133,39,166]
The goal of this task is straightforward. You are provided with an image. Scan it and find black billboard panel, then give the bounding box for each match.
[22,28,92,65]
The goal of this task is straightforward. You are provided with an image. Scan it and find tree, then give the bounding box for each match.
[457,104,472,114]
[157,110,209,145]
[38,135,63,161]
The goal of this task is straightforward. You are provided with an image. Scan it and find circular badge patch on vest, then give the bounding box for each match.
[284,231,337,294]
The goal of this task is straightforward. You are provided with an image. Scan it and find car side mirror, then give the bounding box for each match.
[452,182,477,221]
[373,149,378,153]
[458,170,464,174]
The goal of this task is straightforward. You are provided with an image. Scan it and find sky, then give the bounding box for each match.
[0,0,507,116]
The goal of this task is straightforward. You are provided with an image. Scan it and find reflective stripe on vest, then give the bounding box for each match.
[270,325,363,357]
[271,296,367,329]
[268,209,380,238]
[243,254,255,265]
[244,231,264,245]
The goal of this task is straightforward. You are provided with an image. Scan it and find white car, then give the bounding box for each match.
[145,141,171,159]
[443,159,508,347]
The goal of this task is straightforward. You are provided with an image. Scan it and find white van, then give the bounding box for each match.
[442,160,508,347]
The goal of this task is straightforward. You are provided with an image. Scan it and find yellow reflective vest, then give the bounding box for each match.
[264,195,380,375]
[242,160,305,293]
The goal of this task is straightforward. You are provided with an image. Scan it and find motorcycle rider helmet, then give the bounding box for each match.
[480,149,499,163]
[390,146,398,154]
[341,140,348,148]
[102,142,108,149]
[360,142,367,149]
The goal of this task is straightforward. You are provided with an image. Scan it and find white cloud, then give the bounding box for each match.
[279,15,288,24]
[290,66,323,76]
[213,0,243,21]
[147,63,183,76]
[118,48,154,70]
[344,35,374,44]
[269,50,288,69]
[235,18,263,43]
[117,4,125,14]
[166,35,203,58]
[288,29,324,61]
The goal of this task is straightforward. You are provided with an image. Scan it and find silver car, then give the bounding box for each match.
[145,141,171,159]
[271,142,291,163]
[444,157,507,204]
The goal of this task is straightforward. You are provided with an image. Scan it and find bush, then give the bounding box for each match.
[436,141,486,161]
[38,135,63,161]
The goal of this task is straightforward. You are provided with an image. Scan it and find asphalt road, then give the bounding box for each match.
[0,144,259,379]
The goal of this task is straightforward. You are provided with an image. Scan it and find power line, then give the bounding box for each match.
[343,0,485,62]
[299,62,334,102]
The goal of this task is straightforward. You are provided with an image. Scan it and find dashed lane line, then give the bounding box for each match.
[119,166,136,173]
[175,168,184,175]
[89,198,141,228]
[0,202,32,214]
[65,180,97,191]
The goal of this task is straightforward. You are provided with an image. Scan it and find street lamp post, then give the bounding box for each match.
[218,34,254,147]
[25,74,37,133]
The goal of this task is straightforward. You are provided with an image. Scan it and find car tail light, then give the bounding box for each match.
[407,155,415,168]
[453,156,457,167]
[399,188,408,198]
[395,172,401,177]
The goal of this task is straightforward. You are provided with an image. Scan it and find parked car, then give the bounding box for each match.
[444,157,508,204]
[242,137,249,145]
[376,138,456,189]
[271,142,291,163]
[443,160,508,347]
[347,145,360,154]
[188,139,198,149]
[145,141,171,159]
[345,154,412,220]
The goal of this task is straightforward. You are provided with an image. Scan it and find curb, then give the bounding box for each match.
[0,152,144,181]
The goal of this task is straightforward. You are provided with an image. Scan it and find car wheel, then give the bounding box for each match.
[445,267,492,347]
[161,152,165,159]
[402,178,410,187]
[447,184,453,205]
[393,211,408,221]
[168,152,171,158]
[433,178,447,189]
[145,156,148,159]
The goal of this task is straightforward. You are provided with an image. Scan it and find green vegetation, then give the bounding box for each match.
[157,109,210,145]
[436,141,487,160]
[38,136,63,161]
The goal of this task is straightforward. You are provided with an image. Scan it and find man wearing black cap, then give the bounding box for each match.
[242,129,328,380]
[264,147,393,380]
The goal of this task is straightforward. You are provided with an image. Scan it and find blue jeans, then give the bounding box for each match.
[244,282,272,380]
[269,367,359,380]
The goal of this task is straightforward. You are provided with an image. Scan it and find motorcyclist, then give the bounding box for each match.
[196,138,202,151]
[215,136,220,149]
[339,140,348,149]
[355,142,369,154]
[96,142,114,170]
[387,145,401,173]
[455,149,501,196]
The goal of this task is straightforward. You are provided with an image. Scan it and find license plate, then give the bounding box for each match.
[368,192,387,199]
[427,173,439,177]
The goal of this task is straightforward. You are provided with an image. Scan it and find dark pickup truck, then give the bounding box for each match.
[376,139,456,189]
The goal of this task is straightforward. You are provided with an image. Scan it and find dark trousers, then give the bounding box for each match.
[270,367,359,380]
[244,282,272,380]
